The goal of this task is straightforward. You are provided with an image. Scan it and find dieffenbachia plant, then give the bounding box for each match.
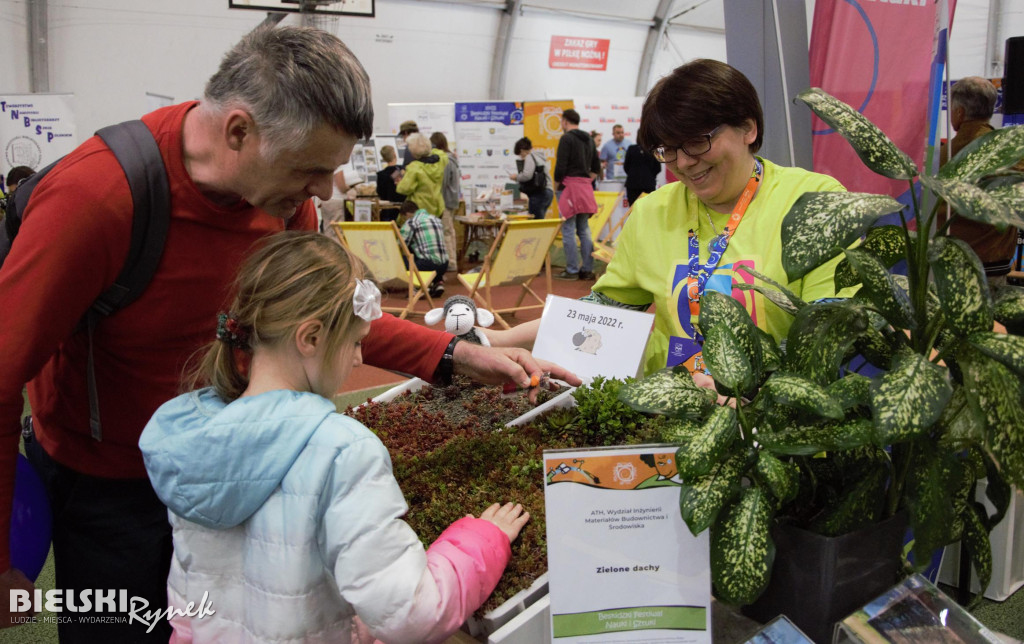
[620,88,1024,606]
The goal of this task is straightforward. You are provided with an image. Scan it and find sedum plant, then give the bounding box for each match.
[620,88,1024,606]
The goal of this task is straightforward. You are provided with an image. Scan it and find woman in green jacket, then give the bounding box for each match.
[396,132,448,217]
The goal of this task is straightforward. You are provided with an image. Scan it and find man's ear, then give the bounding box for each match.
[224,109,257,152]
[295,320,324,358]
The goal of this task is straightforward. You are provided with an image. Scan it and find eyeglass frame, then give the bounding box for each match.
[653,125,724,163]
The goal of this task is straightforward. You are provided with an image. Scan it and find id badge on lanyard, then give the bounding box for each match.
[667,160,762,373]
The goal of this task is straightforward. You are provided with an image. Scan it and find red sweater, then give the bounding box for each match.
[0,102,450,571]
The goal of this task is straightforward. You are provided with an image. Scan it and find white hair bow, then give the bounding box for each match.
[353,279,383,322]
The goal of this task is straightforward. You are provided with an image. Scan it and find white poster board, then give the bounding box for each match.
[386,102,455,140]
[1,94,78,180]
[453,101,525,200]
[575,96,644,180]
[532,295,653,382]
[353,199,373,222]
[544,444,711,642]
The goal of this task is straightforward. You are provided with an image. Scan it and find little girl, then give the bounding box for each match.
[140,231,528,643]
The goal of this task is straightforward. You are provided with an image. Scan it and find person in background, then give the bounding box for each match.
[590,130,604,186]
[938,76,1019,290]
[396,132,447,219]
[429,131,460,272]
[398,119,419,167]
[482,59,852,393]
[140,231,528,643]
[554,109,600,281]
[623,143,661,205]
[399,199,449,298]
[511,137,554,220]
[320,168,350,230]
[375,145,401,222]
[0,25,578,639]
[4,166,34,195]
[600,124,633,181]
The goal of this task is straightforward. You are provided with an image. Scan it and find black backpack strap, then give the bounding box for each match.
[84,120,170,440]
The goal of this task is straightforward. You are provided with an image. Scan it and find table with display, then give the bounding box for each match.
[454,211,532,270]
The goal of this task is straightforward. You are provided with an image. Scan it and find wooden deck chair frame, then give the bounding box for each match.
[457,219,561,330]
[331,221,437,319]
[554,189,623,248]
[592,198,636,264]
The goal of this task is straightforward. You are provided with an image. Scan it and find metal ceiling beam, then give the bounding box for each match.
[636,0,673,96]
[489,0,522,99]
[28,0,49,92]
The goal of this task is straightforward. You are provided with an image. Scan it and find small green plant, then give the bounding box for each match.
[620,88,1024,606]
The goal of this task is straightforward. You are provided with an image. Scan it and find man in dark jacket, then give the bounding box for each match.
[553,109,601,280]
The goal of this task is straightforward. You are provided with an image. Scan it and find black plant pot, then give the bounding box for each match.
[741,512,908,644]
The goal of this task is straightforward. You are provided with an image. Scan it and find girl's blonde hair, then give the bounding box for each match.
[193,231,371,401]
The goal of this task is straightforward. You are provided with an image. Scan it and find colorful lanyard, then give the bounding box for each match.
[685,159,763,326]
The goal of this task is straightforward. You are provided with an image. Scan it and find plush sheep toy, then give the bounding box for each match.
[424,295,494,346]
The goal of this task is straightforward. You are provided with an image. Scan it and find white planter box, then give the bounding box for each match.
[364,378,576,638]
[939,480,1024,601]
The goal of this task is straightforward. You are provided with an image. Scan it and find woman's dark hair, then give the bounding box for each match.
[513,137,533,155]
[638,59,764,154]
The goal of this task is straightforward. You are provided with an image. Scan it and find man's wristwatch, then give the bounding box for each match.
[434,336,461,386]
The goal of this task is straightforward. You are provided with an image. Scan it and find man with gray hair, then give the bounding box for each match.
[0,25,577,640]
[939,76,1018,288]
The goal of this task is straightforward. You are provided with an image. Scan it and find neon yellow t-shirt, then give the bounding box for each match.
[593,158,848,376]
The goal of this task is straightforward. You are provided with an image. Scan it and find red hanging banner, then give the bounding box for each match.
[549,36,610,71]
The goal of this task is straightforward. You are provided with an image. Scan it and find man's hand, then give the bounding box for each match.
[1,567,37,629]
[452,341,582,404]
[691,371,735,408]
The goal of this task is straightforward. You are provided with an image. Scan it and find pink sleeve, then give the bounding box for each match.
[382,517,510,644]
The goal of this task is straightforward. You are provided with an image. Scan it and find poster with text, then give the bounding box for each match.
[454,101,524,199]
[549,36,610,71]
[525,100,573,217]
[575,97,644,180]
[386,102,455,140]
[0,94,78,182]
[545,445,711,642]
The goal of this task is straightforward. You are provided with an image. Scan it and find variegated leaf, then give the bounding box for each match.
[928,236,994,336]
[658,417,704,445]
[834,225,908,290]
[734,264,808,311]
[710,487,775,605]
[870,353,952,444]
[937,386,985,446]
[987,182,1024,215]
[678,453,746,535]
[825,373,873,411]
[980,455,1012,531]
[844,247,916,330]
[854,325,898,370]
[808,467,887,537]
[797,88,918,179]
[755,451,798,504]
[960,504,992,608]
[958,347,1024,489]
[968,331,1024,378]
[783,301,870,386]
[735,283,799,316]
[701,290,763,394]
[906,445,963,568]
[921,175,1020,230]
[677,406,739,479]
[619,368,717,419]
[754,327,782,373]
[781,192,904,281]
[760,373,844,419]
[938,124,1024,183]
[758,418,878,456]
[993,287,1024,336]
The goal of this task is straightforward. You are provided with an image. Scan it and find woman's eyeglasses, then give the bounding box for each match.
[653,125,723,163]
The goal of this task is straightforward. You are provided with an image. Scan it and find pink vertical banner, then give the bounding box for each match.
[809,0,937,199]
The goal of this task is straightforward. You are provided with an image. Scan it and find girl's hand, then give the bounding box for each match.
[474,502,530,543]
